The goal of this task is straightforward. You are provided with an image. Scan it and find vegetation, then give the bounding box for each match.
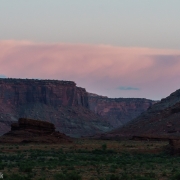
[0,139,179,179]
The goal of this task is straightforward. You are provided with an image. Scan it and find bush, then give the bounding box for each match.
[54,173,66,180]
[102,144,107,151]
[67,172,82,180]
[171,172,180,180]
[106,174,120,180]
[54,171,82,180]
[0,163,4,170]
[4,173,31,180]
[19,164,33,172]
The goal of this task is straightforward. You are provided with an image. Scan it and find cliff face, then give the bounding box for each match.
[0,78,111,137]
[0,79,88,107]
[0,78,154,137]
[104,89,180,139]
[88,93,155,127]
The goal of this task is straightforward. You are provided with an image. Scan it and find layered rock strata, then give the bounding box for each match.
[88,93,155,127]
[0,78,112,137]
[0,78,154,137]
[0,78,88,107]
[0,118,72,143]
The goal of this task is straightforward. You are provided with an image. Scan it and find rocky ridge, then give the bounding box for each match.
[0,78,154,137]
[88,93,155,127]
[102,89,180,139]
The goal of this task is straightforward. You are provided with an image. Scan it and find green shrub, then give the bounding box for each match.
[54,171,82,180]
[171,172,180,180]
[4,173,30,180]
[54,173,66,180]
[102,144,107,151]
[109,164,118,173]
[106,174,120,180]
[19,164,33,172]
[0,163,4,170]
[67,171,82,180]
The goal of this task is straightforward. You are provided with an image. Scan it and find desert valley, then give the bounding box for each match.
[0,78,180,180]
[1,1,180,179]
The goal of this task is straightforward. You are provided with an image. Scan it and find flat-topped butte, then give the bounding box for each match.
[0,78,76,86]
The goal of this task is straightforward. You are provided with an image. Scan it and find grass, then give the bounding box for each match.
[0,139,179,179]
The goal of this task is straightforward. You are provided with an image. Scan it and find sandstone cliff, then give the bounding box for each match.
[88,93,155,127]
[0,78,112,137]
[0,78,154,137]
[0,78,88,107]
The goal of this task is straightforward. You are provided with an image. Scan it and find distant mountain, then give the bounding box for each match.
[0,78,154,137]
[103,89,180,139]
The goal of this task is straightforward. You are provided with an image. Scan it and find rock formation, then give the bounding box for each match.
[102,89,180,139]
[11,118,55,133]
[88,93,155,127]
[0,78,154,137]
[0,78,112,137]
[0,118,72,143]
[0,78,88,107]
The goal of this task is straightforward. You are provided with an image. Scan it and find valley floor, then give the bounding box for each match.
[0,139,179,180]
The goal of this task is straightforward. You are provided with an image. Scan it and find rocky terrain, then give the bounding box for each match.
[0,118,72,143]
[88,93,155,127]
[102,89,180,139]
[0,78,154,137]
[0,78,112,137]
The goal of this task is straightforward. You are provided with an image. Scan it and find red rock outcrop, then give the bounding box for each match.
[0,78,155,137]
[11,118,55,133]
[0,78,112,137]
[0,78,88,107]
[88,93,155,127]
[0,118,72,143]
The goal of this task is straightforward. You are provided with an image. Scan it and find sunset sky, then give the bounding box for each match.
[0,1,180,100]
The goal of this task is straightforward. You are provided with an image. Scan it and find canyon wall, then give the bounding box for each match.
[0,78,154,137]
[88,93,155,127]
[103,89,180,139]
[0,78,88,107]
[0,78,111,137]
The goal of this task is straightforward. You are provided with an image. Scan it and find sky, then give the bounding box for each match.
[0,1,180,100]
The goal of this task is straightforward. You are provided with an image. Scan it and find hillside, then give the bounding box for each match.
[104,89,180,139]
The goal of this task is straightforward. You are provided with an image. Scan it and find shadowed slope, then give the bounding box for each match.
[101,89,180,139]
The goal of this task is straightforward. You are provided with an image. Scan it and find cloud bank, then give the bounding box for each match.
[0,40,180,100]
[117,86,140,91]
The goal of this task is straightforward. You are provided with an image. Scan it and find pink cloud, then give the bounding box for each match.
[0,40,180,100]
